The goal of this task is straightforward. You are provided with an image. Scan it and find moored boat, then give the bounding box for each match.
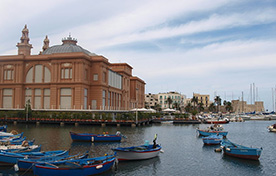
[112,134,162,161]
[33,154,116,176]
[267,124,276,132]
[0,132,23,139]
[0,150,67,166]
[197,124,228,136]
[16,151,88,171]
[0,125,7,132]
[221,139,262,160]
[0,144,41,153]
[204,118,230,124]
[70,131,124,142]
[202,134,223,145]
[112,144,162,161]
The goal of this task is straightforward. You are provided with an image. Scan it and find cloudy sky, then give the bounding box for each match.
[1,0,276,111]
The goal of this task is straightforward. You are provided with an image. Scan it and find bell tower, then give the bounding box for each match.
[16,25,33,55]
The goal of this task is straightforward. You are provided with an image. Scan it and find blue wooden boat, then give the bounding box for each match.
[197,124,228,136]
[33,154,116,176]
[202,134,223,145]
[16,151,88,171]
[0,144,41,153]
[0,150,67,166]
[0,132,24,139]
[0,137,35,145]
[0,125,7,132]
[221,139,262,160]
[112,144,162,161]
[70,131,123,142]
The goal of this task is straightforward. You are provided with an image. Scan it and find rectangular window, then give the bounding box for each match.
[61,68,72,79]
[92,100,97,109]
[93,74,98,81]
[44,88,50,109]
[84,89,88,109]
[4,70,13,80]
[3,89,12,108]
[102,90,106,109]
[34,89,41,109]
[60,88,71,109]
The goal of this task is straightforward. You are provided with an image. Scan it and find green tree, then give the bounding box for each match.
[191,96,198,110]
[185,102,193,113]
[198,102,204,112]
[214,96,221,112]
[25,99,32,121]
[167,97,173,108]
[225,101,233,112]
[208,103,216,112]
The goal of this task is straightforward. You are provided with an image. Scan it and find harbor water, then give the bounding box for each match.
[0,120,275,176]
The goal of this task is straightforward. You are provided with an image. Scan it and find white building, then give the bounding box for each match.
[158,92,186,110]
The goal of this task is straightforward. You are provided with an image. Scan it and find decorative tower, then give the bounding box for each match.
[42,35,49,51]
[16,25,33,55]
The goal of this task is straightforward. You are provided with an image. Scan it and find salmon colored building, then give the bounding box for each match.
[0,25,145,110]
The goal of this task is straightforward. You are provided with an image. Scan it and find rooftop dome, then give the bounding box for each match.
[42,35,97,56]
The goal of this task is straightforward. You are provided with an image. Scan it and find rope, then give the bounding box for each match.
[19,163,34,176]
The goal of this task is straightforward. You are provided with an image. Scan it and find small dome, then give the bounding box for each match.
[42,36,96,56]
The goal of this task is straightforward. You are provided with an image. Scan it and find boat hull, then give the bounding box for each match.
[33,156,115,176]
[223,148,262,160]
[202,135,222,145]
[0,150,66,166]
[113,144,161,161]
[197,129,228,136]
[70,132,121,142]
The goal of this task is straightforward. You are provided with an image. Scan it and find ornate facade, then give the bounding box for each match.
[0,25,145,110]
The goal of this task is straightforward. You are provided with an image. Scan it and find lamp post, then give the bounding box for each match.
[136,88,139,124]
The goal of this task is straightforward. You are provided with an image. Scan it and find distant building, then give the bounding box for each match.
[145,93,158,109]
[157,91,186,110]
[193,93,211,108]
[231,100,264,113]
[0,25,145,110]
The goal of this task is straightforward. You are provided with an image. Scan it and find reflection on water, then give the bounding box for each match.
[0,121,275,176]
[117,157,161,175]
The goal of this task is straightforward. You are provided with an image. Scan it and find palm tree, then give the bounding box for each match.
[154,103,162,112]
[198,102,204,112]
[208,103,216,113]
[185,102,193,113]
[173,102,180,111]
[167,97,173,109]
[225,101,233,112]
[191,96,198,110]
[214,96,221,113]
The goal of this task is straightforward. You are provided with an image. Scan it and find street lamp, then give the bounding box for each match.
[136,88,139,124]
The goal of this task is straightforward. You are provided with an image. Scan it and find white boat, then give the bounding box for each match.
[0,144,40,152]
[112,144,162,161]
[268,124,276,132]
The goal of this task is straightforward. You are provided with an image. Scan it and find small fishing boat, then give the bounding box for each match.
[0,132,23,139]
[0,125,7,132]
[202,134,223,145]
[70,131,125,142]
[0,150,67,166]
[197,124,228,136]
[33,154,116,176]
[221,139,262,160]
[0,143,40,152]
[204,118,230,124]
[112,134,162,161]
[267,124,276,132]
[112,144,162,161]
[0,137,35,145]
[16,151,88,171]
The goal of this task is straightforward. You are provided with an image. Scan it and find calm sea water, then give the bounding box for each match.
[0,120,275,176]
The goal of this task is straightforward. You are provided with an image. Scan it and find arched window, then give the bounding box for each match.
[26,64,51,83]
